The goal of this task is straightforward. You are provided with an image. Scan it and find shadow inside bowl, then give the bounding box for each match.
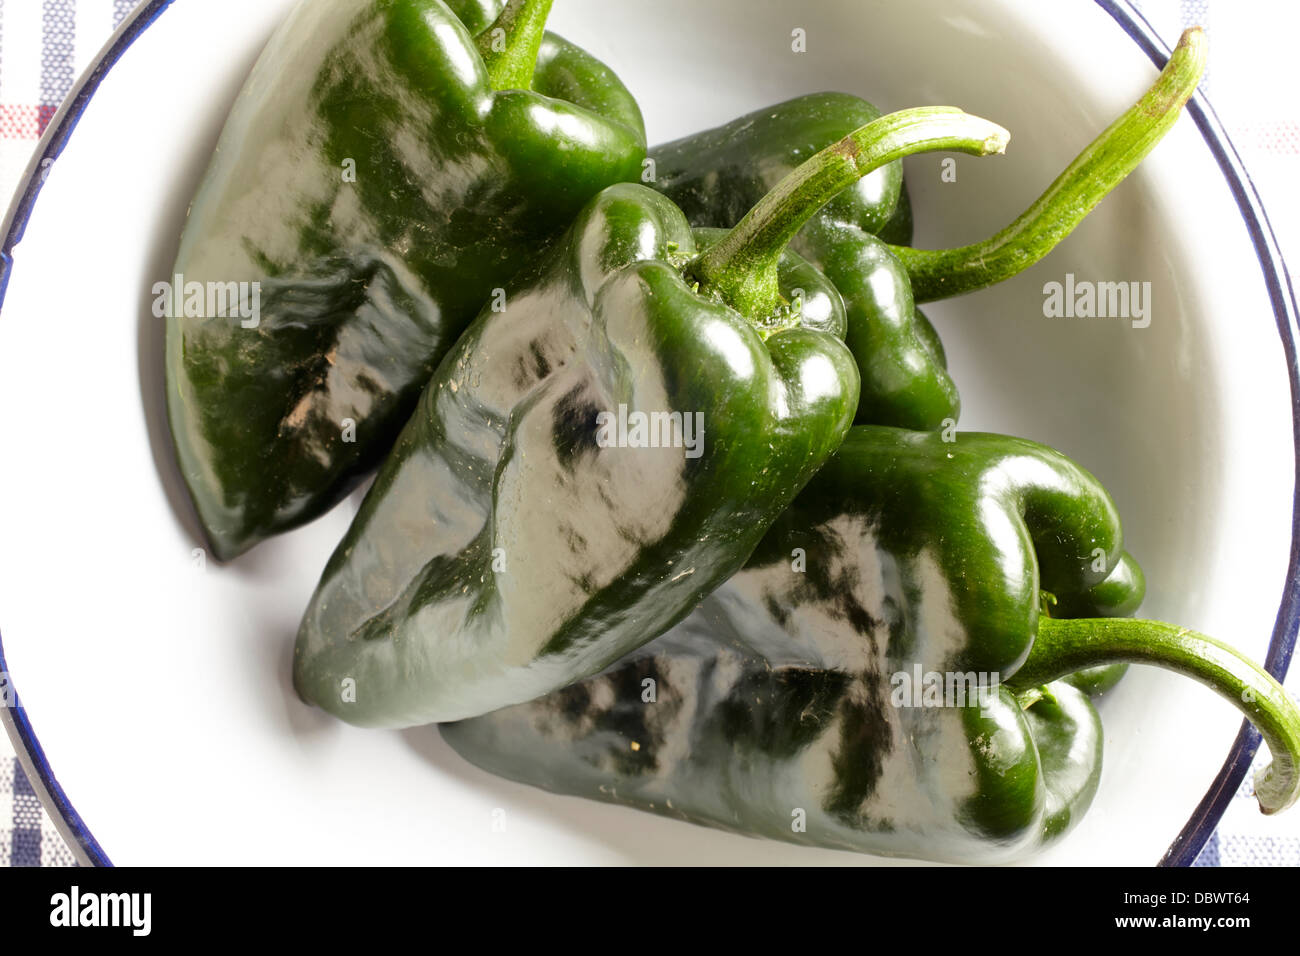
[136,44,266,562]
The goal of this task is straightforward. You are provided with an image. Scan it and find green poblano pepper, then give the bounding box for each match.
[652,28,1207,431]
[442,426,1300,862]
[166,0,646,560]
[293,108,1013,727]
[653,93,959,432]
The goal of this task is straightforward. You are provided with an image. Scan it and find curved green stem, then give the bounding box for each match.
[689,107,1009,321]
[1011,617,1300,814]
[477,0,555,91]
[891,26,1207,303]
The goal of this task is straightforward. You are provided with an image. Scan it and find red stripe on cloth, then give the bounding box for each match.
[0,105,59,140]
[1238,122,1300,156]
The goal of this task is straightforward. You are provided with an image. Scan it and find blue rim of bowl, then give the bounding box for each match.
[0,0,1296,868]
[1094,0,1300,866]
[0,0,178,868]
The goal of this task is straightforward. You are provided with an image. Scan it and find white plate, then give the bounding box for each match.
[1,0,1296,865]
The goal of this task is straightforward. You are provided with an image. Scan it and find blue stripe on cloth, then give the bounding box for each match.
[10,757,41,867]
[1221,835,1300,866]
[113,0,135,29]
[1180,0,1211,91]
[1191,830,1220,866]
[40,0,75,110]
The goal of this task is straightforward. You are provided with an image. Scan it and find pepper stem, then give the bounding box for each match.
[891,26,1207,303]
[476,0,555,91]
[687,107,1010,321]
[1011,617,1300,815]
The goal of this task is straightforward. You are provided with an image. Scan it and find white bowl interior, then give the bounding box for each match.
[0,0,1291,864]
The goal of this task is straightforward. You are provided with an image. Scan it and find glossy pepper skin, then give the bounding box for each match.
[653,95,957,432]
[441,427,1145,863]
[166,0,645,560]
[650,27,1211,434]
[293,183,861,728]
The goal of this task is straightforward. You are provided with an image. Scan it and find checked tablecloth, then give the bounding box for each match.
[1,0,1298,867]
